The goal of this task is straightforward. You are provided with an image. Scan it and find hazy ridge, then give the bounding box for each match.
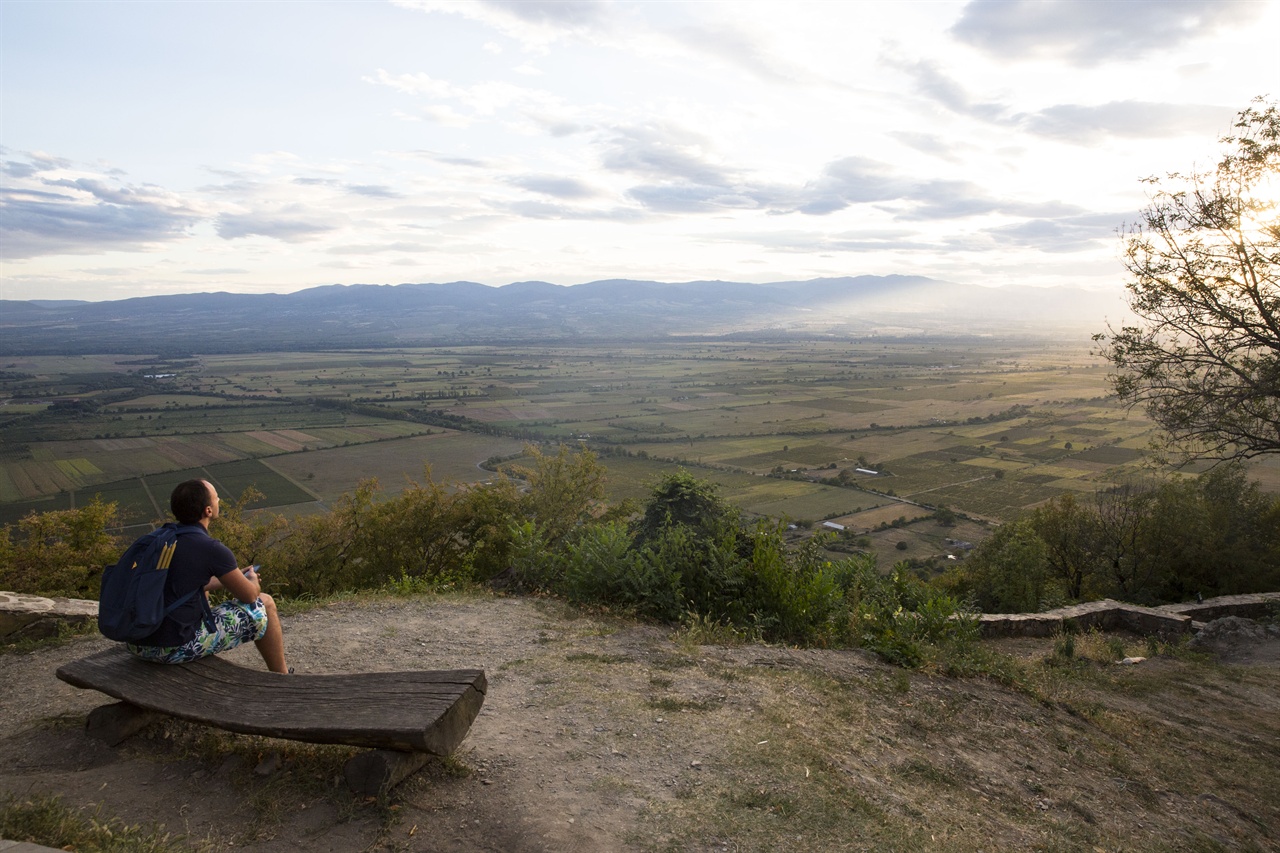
[0,275,1127,354]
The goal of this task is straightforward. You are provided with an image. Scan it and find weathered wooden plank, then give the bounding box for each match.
[56,647,486,754]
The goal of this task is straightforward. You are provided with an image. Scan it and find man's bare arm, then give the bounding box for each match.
[216,565,261,604]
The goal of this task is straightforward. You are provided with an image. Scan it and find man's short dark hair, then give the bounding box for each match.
[171,479,211,524]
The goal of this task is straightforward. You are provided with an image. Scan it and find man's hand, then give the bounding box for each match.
[220,563,261,604]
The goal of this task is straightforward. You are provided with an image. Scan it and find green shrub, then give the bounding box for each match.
[556,521,683,618]
[0,498,121,598]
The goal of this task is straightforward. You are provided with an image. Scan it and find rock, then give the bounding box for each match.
[0,591,98,641]
[1189,616,1268,650]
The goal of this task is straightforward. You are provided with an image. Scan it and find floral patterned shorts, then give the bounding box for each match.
[127,598,268,664]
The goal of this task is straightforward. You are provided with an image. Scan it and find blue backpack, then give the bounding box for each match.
[98,522,209,642]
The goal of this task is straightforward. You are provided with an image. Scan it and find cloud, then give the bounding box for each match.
[368,68,570,131]
[898,61,1235,143]
[480,0,608,29]
[706,228,938,254]
[950,0,1263,66]
[345,184,404,198]
[794,157,911,214]
[894,180,1086,221]
[981,212,1122,252]
[392,0,611,49]
[892,60,1005,122]
[404,150,497,168]
[215,212,337,242]
[667,22,826,87]
[601,124,735,186]
[888,132,968,163]
[3,160,38,179]
[187,268,250,275]
[326,241,438,255]
[505,174,598,199]
[595,125,1084,223]
[1017,101,1235,143]
[502,199,648,221]
[0,160,198,260]
[522,112,590,137]
[625,183,764,213]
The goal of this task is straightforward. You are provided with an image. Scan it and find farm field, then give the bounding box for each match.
[3,338,1266,567]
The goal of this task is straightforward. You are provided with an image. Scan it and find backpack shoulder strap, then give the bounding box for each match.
[163,523,219,631]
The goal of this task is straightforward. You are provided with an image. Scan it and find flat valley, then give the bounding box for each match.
[7,337,1276,572]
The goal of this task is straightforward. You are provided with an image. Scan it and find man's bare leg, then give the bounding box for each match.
[254,593,289,673]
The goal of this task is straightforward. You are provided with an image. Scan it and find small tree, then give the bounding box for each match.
[1096,99,1280,462]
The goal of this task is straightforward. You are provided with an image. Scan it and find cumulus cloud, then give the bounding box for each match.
[0,158,199,260]
[950,0,1263,66]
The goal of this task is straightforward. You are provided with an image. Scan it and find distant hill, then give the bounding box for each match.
[0,276,1128,354]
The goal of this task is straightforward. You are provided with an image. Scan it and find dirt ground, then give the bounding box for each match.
[2,595,1278,852]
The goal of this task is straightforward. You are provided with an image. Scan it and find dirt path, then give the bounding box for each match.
[3,595,1278,852]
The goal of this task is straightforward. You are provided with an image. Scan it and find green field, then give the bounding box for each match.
[4,340,1272,564]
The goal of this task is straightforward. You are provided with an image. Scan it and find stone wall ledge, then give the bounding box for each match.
[1155,592,1280,622]
[979,592,1280,639]
[5,590,1277,644]
[0,591,98,641]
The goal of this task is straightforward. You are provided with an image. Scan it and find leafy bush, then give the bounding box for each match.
[2,462,977,670]
[946,464,1280,610]
[0,498,121,598]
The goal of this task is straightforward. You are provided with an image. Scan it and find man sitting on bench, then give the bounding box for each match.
[127,479,290,674]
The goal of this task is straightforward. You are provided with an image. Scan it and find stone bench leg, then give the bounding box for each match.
[344,749,433,796]
[85,701,166,746]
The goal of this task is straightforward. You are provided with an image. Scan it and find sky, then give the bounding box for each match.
[1,0,1277,302]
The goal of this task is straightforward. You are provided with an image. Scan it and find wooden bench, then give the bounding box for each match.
[56,647,486,794]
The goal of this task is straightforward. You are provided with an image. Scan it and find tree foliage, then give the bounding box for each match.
[953,464,1280,610]
[1096,98,1280,461]
[0,497,121,598]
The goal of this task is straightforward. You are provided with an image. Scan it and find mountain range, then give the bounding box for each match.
[0,276,1129,355]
